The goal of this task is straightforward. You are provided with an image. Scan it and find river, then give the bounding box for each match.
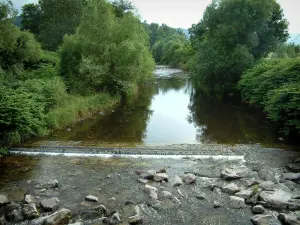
[22,66,287,148]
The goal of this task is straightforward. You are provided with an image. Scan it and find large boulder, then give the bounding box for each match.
[251,214,277,225]
[229,196,247,209]
[154,173,168,182]
[252,205,266,214]
[259,189,292,209]
[30,208,71,225]
[183,173,196,184]
[40,197,60,212]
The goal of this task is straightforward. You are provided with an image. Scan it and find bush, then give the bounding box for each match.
[238,58,300,135]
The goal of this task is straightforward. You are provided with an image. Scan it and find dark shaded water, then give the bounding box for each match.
[23,67,288,148]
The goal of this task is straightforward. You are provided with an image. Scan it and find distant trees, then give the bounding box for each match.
[189,0,289,95]
[21,3,41,35]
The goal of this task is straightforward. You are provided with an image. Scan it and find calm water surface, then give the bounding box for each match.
[24,67,286,147]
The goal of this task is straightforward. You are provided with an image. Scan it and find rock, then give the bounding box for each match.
[195,194,206,200]
[247,193,260,205]
[259,181,276,191]
[34,179,58,189]
[259,169,280,184]
[278,213,300,225]
[40,197,60,212]
[85,195,98,202]
[0,195,9,206]
[288,164,300,173]
[24,194,34,204]
[283,173,300,181]
[173,197,181,204]
[30,208,71,225]
[177,189,184,198]
[259,189,292,209]
[229,196,247,209]
[251,214,275,225]
[221,167,250,180]
[23,203,39,219]
[135,170,144,175]
[110,211,122,224]
[142,170,156,180]
[183,173,196,184]
[222,183,241,194]
[128,206,143,224]
[159,191,173,200]
[243,178,260,187]
[94,205,107,217]
[252,205,266,214]
[285,180,296,191]
[144,185,158,200]
[137,178,149,184]
[213,201,221,208]
[5,203,24,222]
[235,189,252,199]
[80,211,99,220]
[173,175,183,187]
[107,197,117,209]
[154,173,168,182]
[125,201,137,206]
[157,168,167,173]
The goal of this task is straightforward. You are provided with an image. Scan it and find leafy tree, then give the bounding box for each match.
[60,0,154,96]
[190,0,289,95]
[38,0,85,50]
[21,3,41,35]
[112,0,134,17]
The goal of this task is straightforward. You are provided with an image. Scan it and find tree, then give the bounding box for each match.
[21,3,41,35]
[112,0,134,17]
[38,0,85,51]
[190,0,289,95]
[60,0,154,96]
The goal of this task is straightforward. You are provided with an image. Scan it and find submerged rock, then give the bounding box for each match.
[229,196,247,209]
[0,195,9,206]
[183,173,196,184]
[30,208,71,225]
[85,195,98,202]
[40,197,60,212]
[128,205,143,224]
[34,179,58,190]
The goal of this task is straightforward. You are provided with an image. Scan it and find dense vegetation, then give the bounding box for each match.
[144,23,193,69]
[0,0,154,154]
[189,0,289,95]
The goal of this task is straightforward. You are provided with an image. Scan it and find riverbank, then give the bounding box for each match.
[1,145,300,224]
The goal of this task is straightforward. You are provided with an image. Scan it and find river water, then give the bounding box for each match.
[23,66,286,148]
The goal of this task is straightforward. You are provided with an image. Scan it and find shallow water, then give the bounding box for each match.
[22,66,291,148]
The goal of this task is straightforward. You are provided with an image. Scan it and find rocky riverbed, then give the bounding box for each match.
[1,145,300,224]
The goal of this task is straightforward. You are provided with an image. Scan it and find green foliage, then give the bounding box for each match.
[21,3,41,35]
[238,58,300,135]
[60,0,154,97]
[38,0,86,50]
[269,43,300,58]
[190,0,289,95]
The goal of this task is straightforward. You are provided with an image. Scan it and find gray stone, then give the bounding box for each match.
[177,189,184,198]
[288,164,300,173]
[40,197,60,212]
[24,194,35,204]
[251,214,275,225]
[183,173,196,184]
[34,179,58,189]
[243,178,260,187]
[173,197,181,204]
[94,205,107,217]
[259,189,292,209]
[159,191,173,200]
[283,173,300,181]
[30,208,71,225]
[235,189,252,199]
[128,205,143,224]
[173,175,183,187]
[252,205,266,214]
[222,183,241,194]
[0,195,9,206]
[229,196,247,209]
[110,211,122,224]
[138,178,149,184]
[259,169,280,184]
[142,170,156,180]
[23,203,39,219]
[85,195,98,202]
[213,201,221,208]
[144,185,158,200]
[154,173,168,182]
[278,213,300,225]
[195,194,206,200]
[157,168,167,173]
[259,181,276,191]
[221,167,251,180]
